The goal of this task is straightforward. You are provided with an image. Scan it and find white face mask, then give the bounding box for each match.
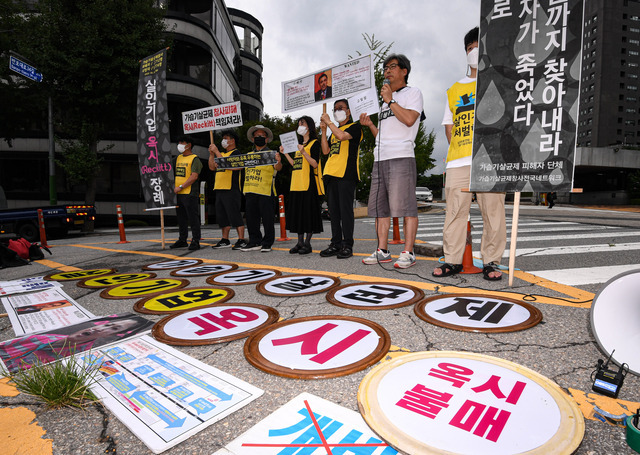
[177,144,186,153]
[333,110,347,123]
[467,47,479,69]
[221,139,229,149]
[297,125,308,136]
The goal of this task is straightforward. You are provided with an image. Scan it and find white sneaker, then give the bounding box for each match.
[394,251,416,269]
[362,249,392,265]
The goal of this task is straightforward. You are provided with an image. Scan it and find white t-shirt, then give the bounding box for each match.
[442,76,475,169]
[374,85,424,162]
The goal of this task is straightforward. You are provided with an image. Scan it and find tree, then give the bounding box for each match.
[349,33,436,203]
[0,0,168,207]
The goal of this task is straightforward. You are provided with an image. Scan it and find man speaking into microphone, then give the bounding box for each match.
[360,54,424,269]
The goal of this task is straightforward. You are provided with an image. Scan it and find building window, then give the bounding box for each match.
[627,85,638,90]
[627,96,637,101]
[631,39,640,45]
[630,50,640,56]
[631,27,640,33]
[626,108,637,113]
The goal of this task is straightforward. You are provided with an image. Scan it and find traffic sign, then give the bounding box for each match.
[9,55,43,82]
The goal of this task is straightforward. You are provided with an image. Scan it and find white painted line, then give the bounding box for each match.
[504,242,640,258]
[528,264,640,286]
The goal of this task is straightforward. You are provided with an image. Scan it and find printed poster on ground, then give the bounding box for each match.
[281,55,375,113]
[136,49,176,210]
[1,288,94,336]
[470,0,584,193]
[88,335,263,454]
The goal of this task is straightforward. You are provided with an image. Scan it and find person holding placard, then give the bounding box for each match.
[432,27,506,281]
[319,99,362,259]
[360,54,424,269]
[280,116,324,254]
[171,136,202,251]
[241,125,282,252]
[208,130,247,251]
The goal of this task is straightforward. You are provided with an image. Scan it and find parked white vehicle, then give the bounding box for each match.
[415,186,433,202]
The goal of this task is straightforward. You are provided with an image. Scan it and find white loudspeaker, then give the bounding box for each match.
[590,269,640,376]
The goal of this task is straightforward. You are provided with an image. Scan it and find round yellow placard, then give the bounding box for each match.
[44,268,116,281]
[133,287,235,314]
[100,278,189,299]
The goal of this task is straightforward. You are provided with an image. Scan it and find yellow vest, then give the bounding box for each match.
[214,149,237,190]
[446,80,476,163]
[290,140,324,195]
[244,150,275,196]
[323,122,362,179]
[175,154,197,195]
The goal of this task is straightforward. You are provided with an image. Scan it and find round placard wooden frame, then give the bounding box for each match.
[152,303,279,346]
[141,259,203,271]
[100,278,190,300]
[358,351,584,455]
[43,268,116,281]
[205,268,282,286]
[414,293,543,333]
[256,274,340,297]
[77,273,157,289]
[169,263,238,277]
[133,286,235,314]
[327,282,425,310]
[244,315,391,379]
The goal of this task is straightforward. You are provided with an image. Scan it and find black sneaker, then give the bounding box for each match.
[337,247,353,259]
[240,243,261,252]
[212,239,231,249]
[320,244,340,257]
[261,246,272,252]
[233,239,248,250]
[188,239,200,250]
[170,240,188,249]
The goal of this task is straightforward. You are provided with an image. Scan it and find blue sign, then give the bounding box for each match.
[9,56,43,82]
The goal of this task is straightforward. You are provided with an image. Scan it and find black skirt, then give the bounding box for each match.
[286,187,323,234]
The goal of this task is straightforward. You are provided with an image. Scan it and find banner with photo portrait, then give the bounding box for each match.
[136,49,176,210]
[470,0,583,193]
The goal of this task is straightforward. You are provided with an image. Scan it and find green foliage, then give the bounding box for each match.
[3,352,101,409]
[56,124,110,186]
[629,170,640,200]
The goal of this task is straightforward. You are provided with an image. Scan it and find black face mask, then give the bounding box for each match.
[253,136,266,147]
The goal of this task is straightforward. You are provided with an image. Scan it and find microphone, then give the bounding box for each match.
[383,78,390,86]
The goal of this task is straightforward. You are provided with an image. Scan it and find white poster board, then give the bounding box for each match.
[1,288,94,336]
[0,276,61,296]
[88,335,263,454]
[213,392,397,454]
[347,87,381,120]
[278,131,299,155]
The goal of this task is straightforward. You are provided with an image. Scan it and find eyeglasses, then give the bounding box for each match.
[333,107,348,112]
[383,63,399,72]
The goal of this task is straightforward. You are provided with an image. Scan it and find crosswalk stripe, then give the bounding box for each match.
[528,264,640,286]
[502,242,640,257]
[418,231,640,243]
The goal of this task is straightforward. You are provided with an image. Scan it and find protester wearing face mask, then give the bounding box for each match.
[240,125,282,252]
[208,130,247,250]
[280,116,324,254]
[318,99,362,259]
[171,136,202,250]
[432,27,506,281]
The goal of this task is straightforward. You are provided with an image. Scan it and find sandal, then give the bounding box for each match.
[432,263,463,277]
[482,262,503,281]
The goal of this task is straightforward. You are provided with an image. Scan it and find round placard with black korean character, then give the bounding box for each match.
[133,286,235,315]
[327,282,424,310]
[142,259,202,271]
[257,274,340,297]
[77,273,156,289]
[414,293,543,333]
[101,278,190,300]
[206,268,282,286]
[44,268,116,281]
[244,315,390,379]
[169,263,238,277]
[152,303,279,345]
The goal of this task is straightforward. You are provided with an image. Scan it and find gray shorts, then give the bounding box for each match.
[367,158,418,218]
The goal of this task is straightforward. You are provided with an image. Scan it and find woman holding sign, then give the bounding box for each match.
[280,116,324,254]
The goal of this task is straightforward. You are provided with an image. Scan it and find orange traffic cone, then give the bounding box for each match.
[460,220,482,274]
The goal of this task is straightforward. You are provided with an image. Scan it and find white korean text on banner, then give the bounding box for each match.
[470,0,584,193]
[182,101,243,134]
[281,55,374,113]
[137,49,175,210]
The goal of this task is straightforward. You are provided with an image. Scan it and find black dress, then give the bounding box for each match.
[286,140,323,234]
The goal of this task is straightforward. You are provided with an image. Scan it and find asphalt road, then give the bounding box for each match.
[1,204,639,454]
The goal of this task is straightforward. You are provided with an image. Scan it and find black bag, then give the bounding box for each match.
[28,243,51,261]
[0,244,30,268]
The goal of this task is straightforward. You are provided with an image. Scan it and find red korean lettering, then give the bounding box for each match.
[449,400,511,442]
[396,384,453,419]
[428,362,474,388]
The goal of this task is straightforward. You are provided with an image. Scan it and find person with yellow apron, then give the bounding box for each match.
[281,116,324,255]
[171,136,202,250]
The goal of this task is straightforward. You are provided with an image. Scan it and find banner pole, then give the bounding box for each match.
[323,103,327,114]
[508,192,521,286]
[160,209,165,250]
[209,130,214,146]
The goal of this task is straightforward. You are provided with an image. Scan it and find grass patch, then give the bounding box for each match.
[2,353,102,409]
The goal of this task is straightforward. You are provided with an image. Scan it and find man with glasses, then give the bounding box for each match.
[360,54,424,269]
[319,99,363,259]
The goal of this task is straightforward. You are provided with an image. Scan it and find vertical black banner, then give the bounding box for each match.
[136,49,175,210]
[471,0,584,192]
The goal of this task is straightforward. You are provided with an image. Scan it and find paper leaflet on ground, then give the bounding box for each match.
[1,288,95,337]
[0,313,153,374]
[0,276,61,296]
[88,335,263,454]
[212,392,397,454]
